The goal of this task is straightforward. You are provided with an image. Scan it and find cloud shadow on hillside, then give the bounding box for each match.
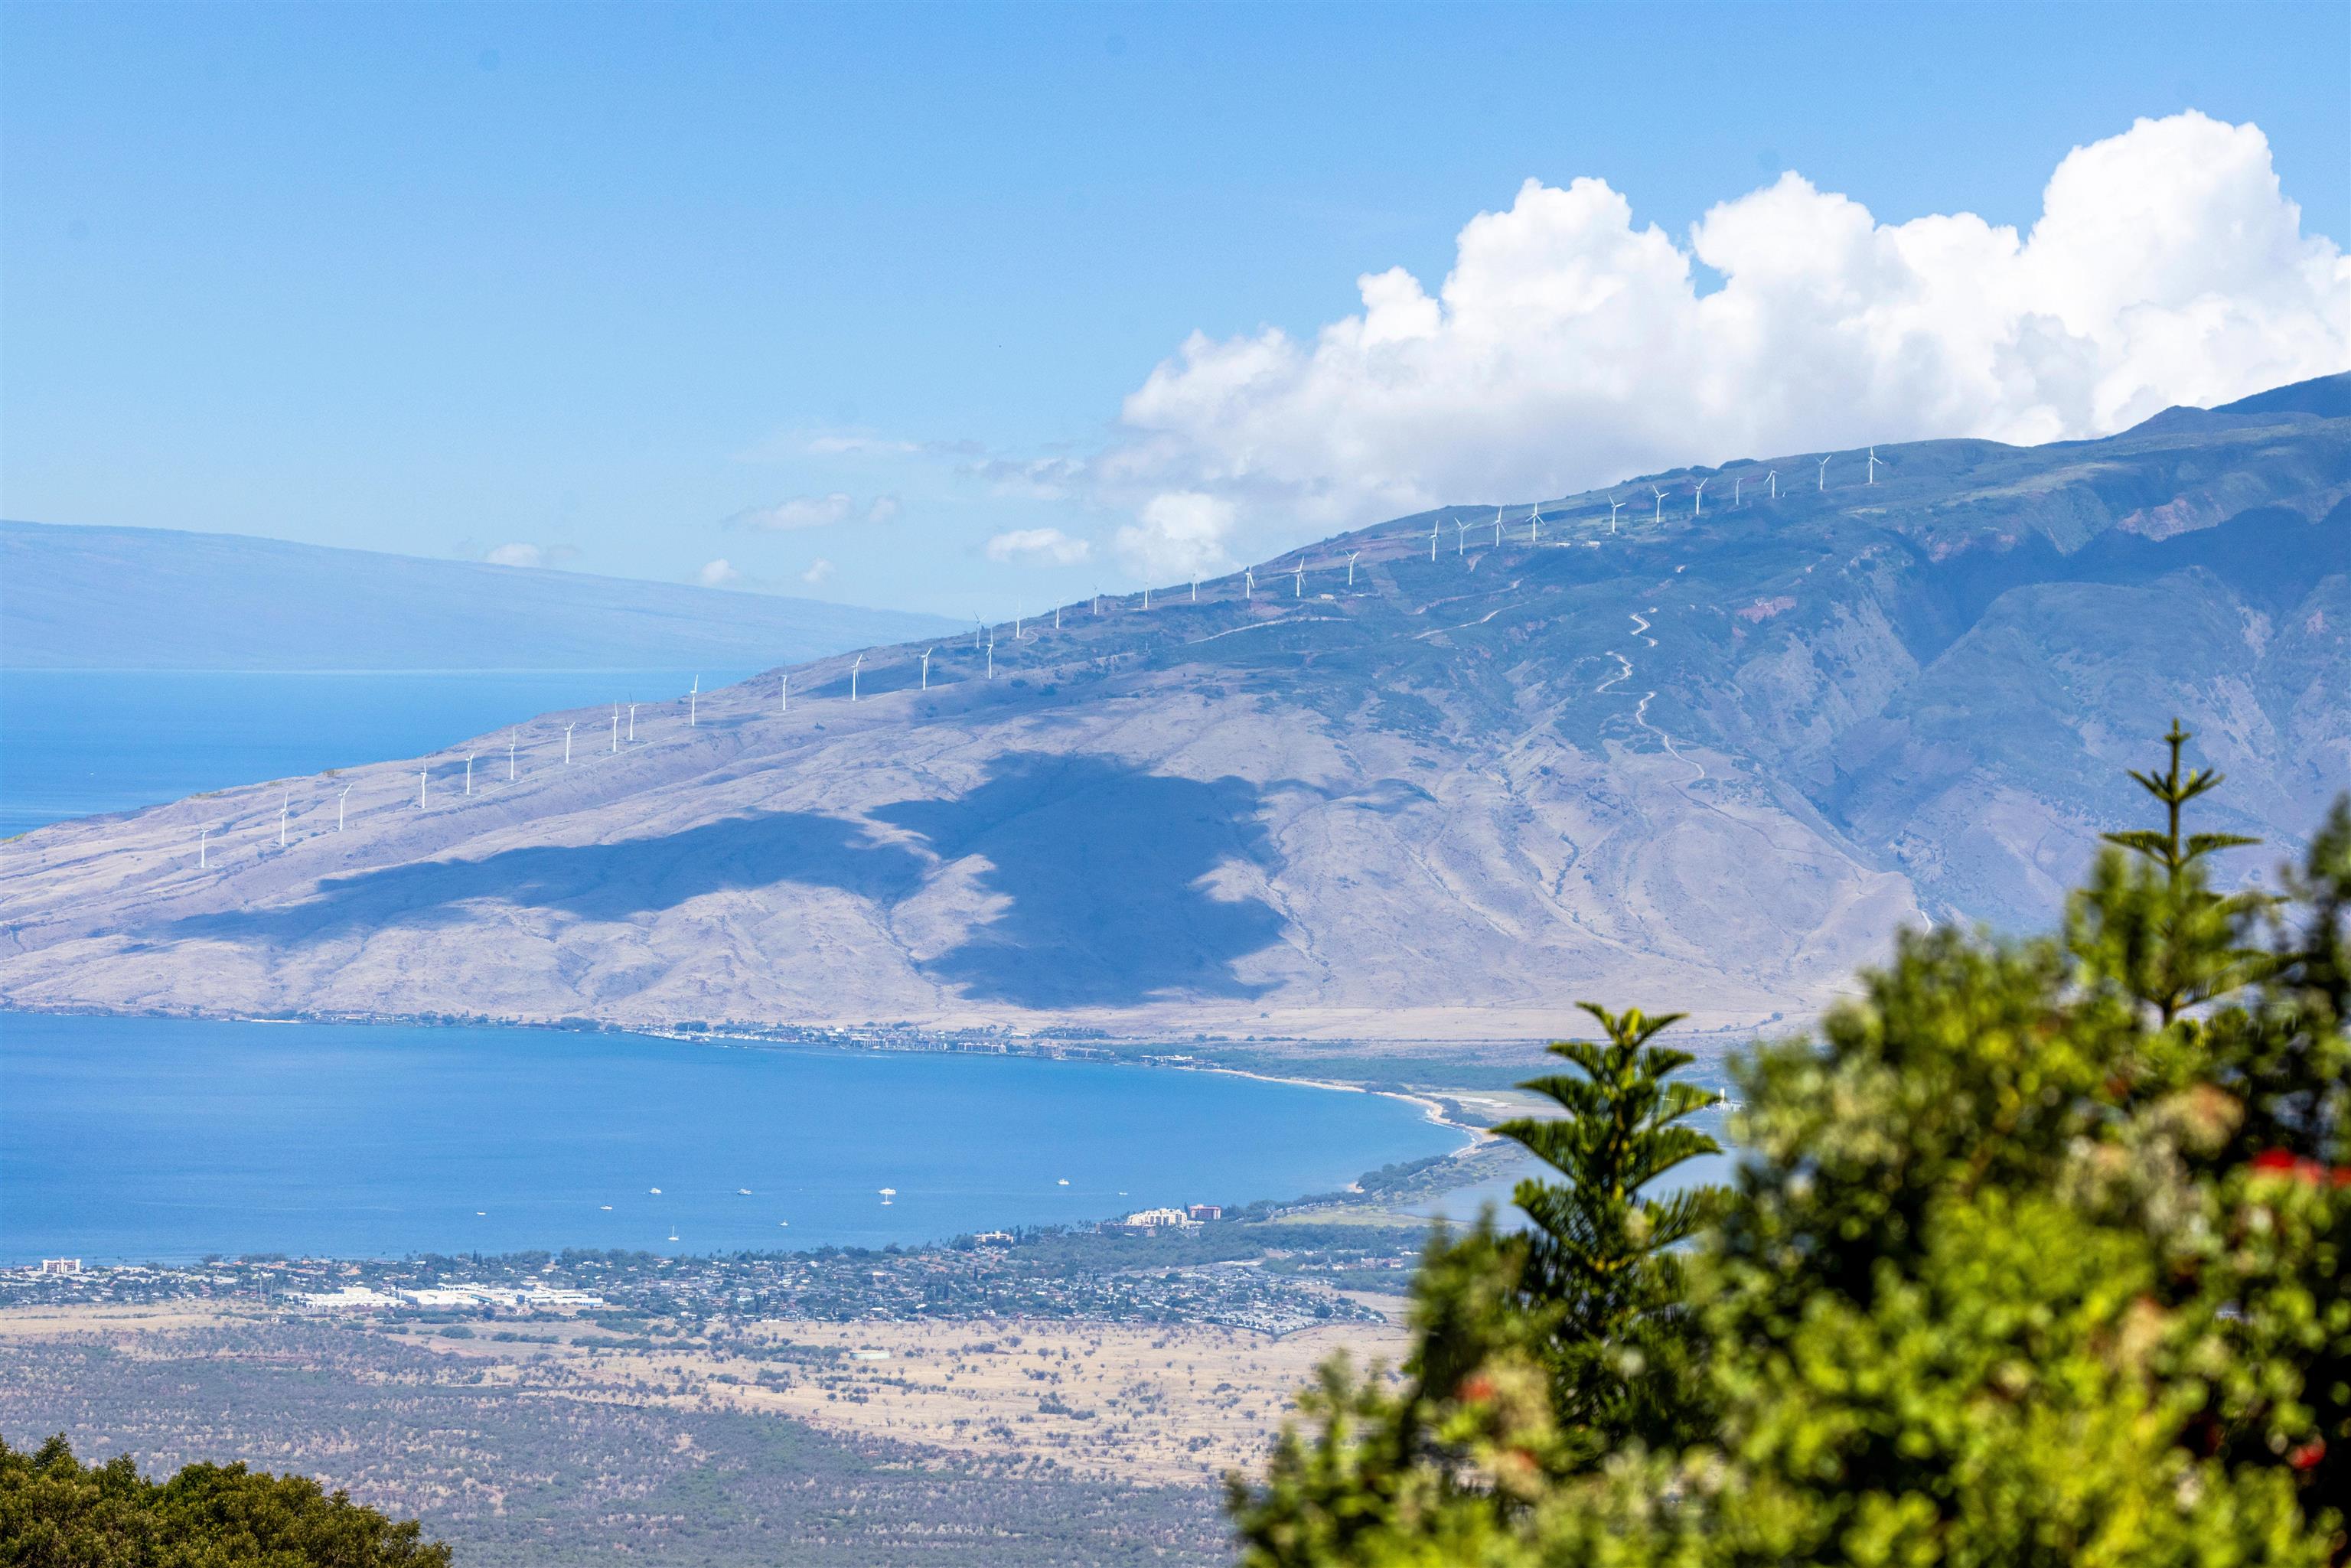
[163,755,1286,1009]
[875,753,1285,1008]
[168,810,931,939]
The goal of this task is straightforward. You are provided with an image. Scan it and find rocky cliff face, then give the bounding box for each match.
[5,379,2345,1048]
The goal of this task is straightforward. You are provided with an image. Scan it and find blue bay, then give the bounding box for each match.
[0,1014,1462,1265]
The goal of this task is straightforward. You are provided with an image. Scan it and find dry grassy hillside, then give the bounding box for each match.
[5,378,2346,1046]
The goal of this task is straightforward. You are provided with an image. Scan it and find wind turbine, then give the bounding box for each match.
[199,826,210,868]
[1293,562,1304,597]
[1142,583,1152,609]
[1054,603,1062,630]
[1607,496,1625,533]
[1244,568,1255,601]
[1346,550,1361,586]
[418,768,428,808]
[780,675,789,715]
[1456,520,1469,554]
[850,654,862,703]
[1651,485,1667,525]
[1866,446,1883,484]
[465,753,478,794]
[1816,455,1831,491]
[1428,520,1439,561]
[689,677,699,727]
[1014,602,1023,639]
[610,706,619,753]
[1529,503,1542,545]
[1692,478,1708,518]
[628,703,638,741]
[1492,505,1504,546]
[1190,575,1199,602]
[279,791,290,846]
[337,784,354,831]
[507,729,517,782]
[986,634,996,680]
[1733,476,1743,507]
[1767,468,1778,499]
[563,724,576,764]
[920,647,934,690]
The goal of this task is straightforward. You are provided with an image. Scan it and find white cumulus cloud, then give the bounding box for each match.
[801,557,836,585]
[1114,492,1237,582]
[484,542,545,569]
[985,526,1092,565]
[1101,111,2348,574]
[697,558,742,588]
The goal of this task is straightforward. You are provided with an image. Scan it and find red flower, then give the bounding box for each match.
[2287,1439,2325,1472]
[2246,1150,2351,1187]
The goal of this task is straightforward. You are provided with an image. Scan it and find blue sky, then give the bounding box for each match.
[4,2,2346,618]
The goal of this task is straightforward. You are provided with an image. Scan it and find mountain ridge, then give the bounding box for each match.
[3,376,2346,1053]
[0,519,957,671]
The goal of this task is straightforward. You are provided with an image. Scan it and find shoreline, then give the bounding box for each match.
[2,1009,1518,1272]
[0,999,1539,1124]
[1160,1059,1501,1142]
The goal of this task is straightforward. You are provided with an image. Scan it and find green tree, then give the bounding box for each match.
[1230,1008,1726,1565]
[1229,726,2349,1567]
[0,1433,449,1567]
[1493,1004,1723,1461]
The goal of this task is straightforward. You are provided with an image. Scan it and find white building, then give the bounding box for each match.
[292,1287,401,1313]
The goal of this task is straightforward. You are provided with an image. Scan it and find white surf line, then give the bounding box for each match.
[1189,1062,1487,1141]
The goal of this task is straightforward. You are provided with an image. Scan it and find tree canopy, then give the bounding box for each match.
[1231,726,2349,1566]
[0,1433,449,1567]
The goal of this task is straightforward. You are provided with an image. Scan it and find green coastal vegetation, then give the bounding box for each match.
[1230,725,2349,1566]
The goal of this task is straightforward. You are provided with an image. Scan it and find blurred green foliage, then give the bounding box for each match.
[1231,726,2349,1566]
[0,1432,448,1566]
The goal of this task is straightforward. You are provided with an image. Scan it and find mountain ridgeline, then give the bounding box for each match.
[0,520,957,670]
[3,377,2346,1048]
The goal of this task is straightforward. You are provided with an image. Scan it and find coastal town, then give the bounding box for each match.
[3,1211,1428,1338]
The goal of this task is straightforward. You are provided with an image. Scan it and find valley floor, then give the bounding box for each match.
[0,1302,1393,1563]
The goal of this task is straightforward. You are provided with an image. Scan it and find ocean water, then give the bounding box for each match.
[0,668,746,839]
[0,1014,1463,1264]
[0,666,1463,1264]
